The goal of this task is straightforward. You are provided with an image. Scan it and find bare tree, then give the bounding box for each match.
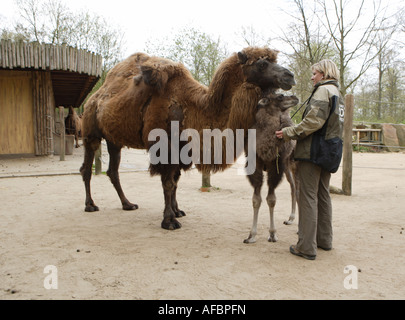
[237,25,271,48]
[395,6,405,46]
[318,0,393,96]
[373,27,396,119]
[278,0,335,112]
[15,0,44,42]
[44,0,70,45]
[384,63,404,121]
[280,0,332,66]
[146,27,228,86]
[4,0,124,77]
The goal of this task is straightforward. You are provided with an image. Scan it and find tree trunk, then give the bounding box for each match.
[202,171,211,188]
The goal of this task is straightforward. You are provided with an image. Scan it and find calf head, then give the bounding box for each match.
[257,93,299,115]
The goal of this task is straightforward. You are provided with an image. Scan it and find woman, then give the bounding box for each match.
[275,59,345,260]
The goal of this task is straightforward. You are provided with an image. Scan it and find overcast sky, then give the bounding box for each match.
[79,0,299,55]
[1,0,403,62]
[2,0,296,57]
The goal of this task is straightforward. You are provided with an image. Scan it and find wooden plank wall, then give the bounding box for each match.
[32,71,55,156]
[0,70,35,155]
[0,70,55,156]
[0,39,103,77]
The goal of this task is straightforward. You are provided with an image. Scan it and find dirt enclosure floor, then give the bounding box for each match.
[0,144,404,300]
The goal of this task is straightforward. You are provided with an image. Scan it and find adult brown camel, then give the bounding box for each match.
[243,93,299,244]
[80,47,296,230]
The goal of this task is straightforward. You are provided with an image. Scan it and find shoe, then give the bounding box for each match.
[317,246,332,251]
[290,245,316,260]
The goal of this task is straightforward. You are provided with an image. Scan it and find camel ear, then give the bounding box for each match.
[238,52,248,64]
[258,98,269,108]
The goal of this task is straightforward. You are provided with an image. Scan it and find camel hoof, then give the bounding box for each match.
[268,234,278,242]
[161,219,182,230]
[85,205,99,212]
[123,203,139,211]
[243,235,256,244]
[284,220,293,225]
[175,210,186,218]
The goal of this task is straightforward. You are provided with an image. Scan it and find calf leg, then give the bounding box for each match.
[266,160,284,242]
[106,140,138,211]
[283,160,297,225]
[267,191,278,242]
[80,137,101,212]
[244,160,264,244]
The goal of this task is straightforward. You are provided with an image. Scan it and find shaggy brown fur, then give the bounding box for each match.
[254,94,297,163]
[65,106,82,148]
[244,93,299,244]
[80,47,296,230]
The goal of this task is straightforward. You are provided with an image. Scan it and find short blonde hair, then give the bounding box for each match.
[312,59,340,81]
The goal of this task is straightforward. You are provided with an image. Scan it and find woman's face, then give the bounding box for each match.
[311,69,324,86]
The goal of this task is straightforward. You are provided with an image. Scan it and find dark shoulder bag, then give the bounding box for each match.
[309,96,343,173]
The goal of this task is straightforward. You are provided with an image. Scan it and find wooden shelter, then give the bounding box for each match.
[0,40,102,157]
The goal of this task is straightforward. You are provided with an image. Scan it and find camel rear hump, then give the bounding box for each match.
[82,54,184,148]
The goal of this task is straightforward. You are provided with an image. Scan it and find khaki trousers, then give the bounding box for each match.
[296,161,333,256]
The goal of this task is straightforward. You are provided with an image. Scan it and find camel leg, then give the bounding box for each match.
[172,168,186,218]
[244,161,264,244]
[283,162,297,225]
[266,160,284,242]
[160,166,182,230]
[267,192,278,242]
[80,138,100,212]
[106,140,138,211]
[75,132,80,148]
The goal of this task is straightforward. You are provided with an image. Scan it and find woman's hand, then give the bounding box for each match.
[275,130,284,139]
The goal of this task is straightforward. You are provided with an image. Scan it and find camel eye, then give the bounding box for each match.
[257,60,268,71]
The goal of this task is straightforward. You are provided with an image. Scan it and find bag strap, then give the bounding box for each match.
[290,96,311,119]
[291,82,330,120]
[291,80,340,121]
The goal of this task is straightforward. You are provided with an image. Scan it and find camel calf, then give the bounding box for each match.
[244,93,299,244]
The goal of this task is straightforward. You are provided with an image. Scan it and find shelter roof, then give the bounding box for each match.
[0,40,102,107]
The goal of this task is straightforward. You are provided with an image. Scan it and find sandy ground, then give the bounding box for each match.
[0,143,404,300]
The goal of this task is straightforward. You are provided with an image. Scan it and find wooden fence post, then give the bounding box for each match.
[342,94,354,196]
[59,106,65,161]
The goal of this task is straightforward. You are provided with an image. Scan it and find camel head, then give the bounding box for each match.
[257,93,299,114]
[238,47,296,92]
